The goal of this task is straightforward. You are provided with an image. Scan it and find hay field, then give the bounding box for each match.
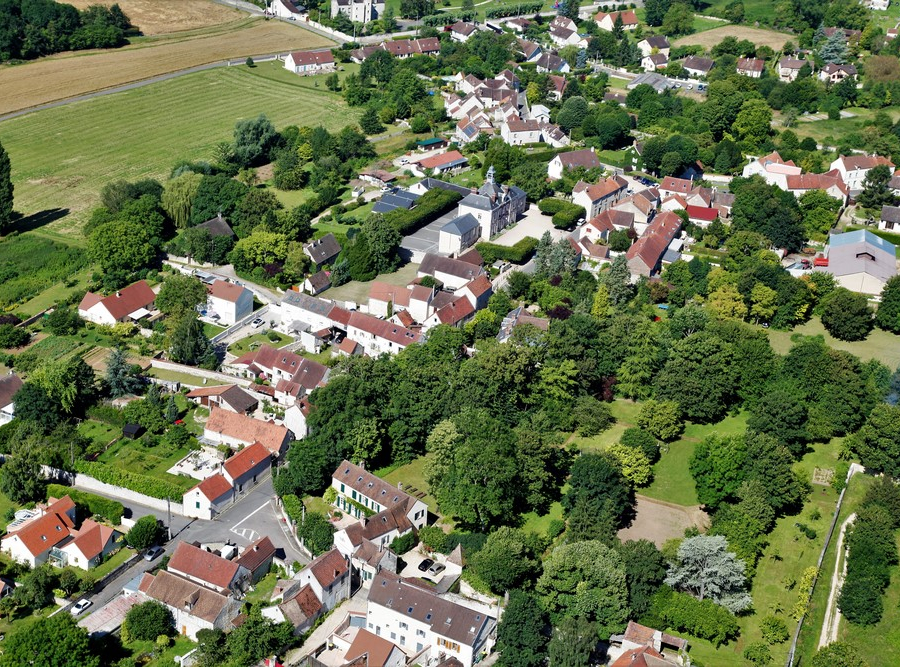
[65,0,242,35]
[0,64,359,239]
[0,18,332,115]
[673,25,792,50]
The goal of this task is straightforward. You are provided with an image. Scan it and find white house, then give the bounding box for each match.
[642,53,668,72]
[1,497,76,568]
[741,151,803,189]
[455,168,528,241]
[450,21,478,42]
[263,583,323,635]
[517,39,542,63]
[0,373,23,425]
[500,118,542,145]
[58,520,120,570]
[207,280,253,326]
[227,345,329,405]
[183,473,234,521]
[866,0,890,10]
[168,541,251,595]
[595,10,638,32]
[547,148,601,180]
[284,50,335,75]
[138,570,242,640]
[830,154,896,194]
[283,398,311,440]
[333,504,414,561]
[815,230,897,295]
[269,0,304,18]
[682,55,714,78]
[367,571,496,667]
[784,172,849,204]
[548,16,585,47]
[572,176,628,220]
[346,312,422,356]
[295,548,351,612]
[637,36,670,58]
[332,0,384,22]
[778,57,811,82]
[880,204,900,232]
[736,57,765,78]
[819,63,858,84]
[332,460,428,528]
[78,280,156,325]
[439,214,482,255]
[186,385,258,415]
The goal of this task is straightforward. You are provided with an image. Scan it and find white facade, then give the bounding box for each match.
[208,287,253,326]
[331,0,384,22]
[284,403,309,439]
[296,559,350,613]
[270,0,304,18]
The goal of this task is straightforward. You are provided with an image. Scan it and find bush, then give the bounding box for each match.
[0,324,30,348]
[419,525,449,553]
[47,484,124,524]
[126,515,164,551]
[760,615,789,644]
[86,404,127,426]
[475,237,539,264]
[650,587,740,647]
[384,189,462,236]
[297,512,335,556]
[572,395,614,436]
[537,198,568,215]
[73,461,184,500]
[125,601,174,641]
[390,532,417,554]
[547,519,566,539]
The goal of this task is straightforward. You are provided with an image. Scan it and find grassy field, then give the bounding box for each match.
[0,17,332,115]
[784,106,900,145]
[148,367,215,386]
[77,419,121,449]
[324,263,420,303]
[65,0,243,36]
[228,330,292,354]
[673,25,793,50]
[697,0,773,24]
[766,317,900,370]
[2,63,358,239]
[380,457,438,513]
[98,437,196,491]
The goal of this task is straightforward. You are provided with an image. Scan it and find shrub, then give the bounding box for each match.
[419,525,449,553]
[297,512,335,556]
[547,519,566,539]
[650,587,740,647]
[125,601,174,641]
[126,515,164,551]
[47,484,125,524]
[0,324,29,348]
[86,404,127,426]
[73,461,184,500]
[384,189,462,236]
[760,615,789,644]
[537,198,568,215]
[573,395,614,436]
[390,532,417,554]
[475,237,539,264]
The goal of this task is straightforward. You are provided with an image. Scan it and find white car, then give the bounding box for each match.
[251,318,265,328]
[71,599,92,615]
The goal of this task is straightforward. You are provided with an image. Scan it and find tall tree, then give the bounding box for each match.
[496,591,549,667]
[876,275,900,333]
[0,437,47,503]
[820,288,873,341]
[0,611,98,667]
[105,347,144,398]
[155,274,208,317]
[604,254,634,305]
[161,171,202,229]
[664,535,752,613]
[0,139,13,234]
[655,331,736,423]
[689,434,747,509]
[548,616,597,667]
[616,540,667,617]
[616,320,659,400]
[168,313,217,369]
[856,165,897,210]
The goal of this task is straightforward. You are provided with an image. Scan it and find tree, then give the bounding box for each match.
[819,31,849,64]
[537,540,629,637]
[0,324,29,348]
[44,306,82,336]
[821,288,873,341]
[661,2,694,36]
[563,453,633,525]
[846,403,900,477]
[510,161,552,201]
[232,114,277,167]
[604,254,634,305]
[125,601,174,641]
[13,382,63,431]
[557,96,590,132]
[731,176,805,252]
[644,0,671,26]
[617,540,667,617]
[733,99,772,145]
[689,434,747,509]
[88,216,160,280]
[472,527,541,593]
[161,172,202,229]
[29,356,95,416]
[636,400,683,441]
[876,275,900,333]
[0,140,11,233]
[361,214,401,274]
[0,612,98,667]
[169,313,217,368]
[857,164,896,210]
[126,515,164,550]
[664,535,752,613]
[655,332,736,423]
[1,439,47,503]
[744,643,773,666]
[606,443,652,486]
[811,642,868,667]
[547,616,597,667]
[15,565,57,611]
[359,107,385,135]
[747,389,808,451]
[156,274,208,317]
[106,347,144,398]
[496,591,549,667]
[297,511,336,556]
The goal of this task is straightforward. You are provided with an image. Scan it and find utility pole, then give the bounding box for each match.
[167,498,173,540]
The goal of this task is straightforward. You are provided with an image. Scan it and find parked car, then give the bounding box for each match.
[418,558,434,572]
[144,546,164,561]
[251,318,264,328]
[71,599,92,615]
[427,563,446,576]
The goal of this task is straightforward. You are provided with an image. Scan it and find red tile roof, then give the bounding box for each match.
[235,536,276,574]
[737,57,765,73]
[6,506,73,556]
[307,548,348,588]
[191,473,233,502]
[169,541,241,591]
[347,312,422,347]
[626,211,682,272]
[140,570,232,624]
[346,629,400,666]
[685,205,718,222]
[595,9,638,25]
[465,275,493,297]
[69,519,116,561]
[418,150,467,170]
[659,176,694,194]
[209,280,247,303]
[279,583,322,628]
[837,154,894,171]
[434,296,475,325]
[223,442,271,481]
[785,172,848,194]
[288,50,334,67]
[205,407,289,455]
[79,280,155,321]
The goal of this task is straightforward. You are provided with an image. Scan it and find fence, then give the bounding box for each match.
[149,359,253,387]
[45,466,187,516]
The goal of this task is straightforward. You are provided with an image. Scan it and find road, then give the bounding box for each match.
[819,512,857,648]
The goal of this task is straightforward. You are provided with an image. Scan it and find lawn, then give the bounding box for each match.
[380,457,438,514]
[673,24,792,50]
[697,0,786,25]
[90,545,135,579]
[124,634,197,667]
[77,419,121,449]
[148,366,217,387]
[227,330,292,354]
[766,317,900,370]
[2,62,359,239]
[202,322,228,338]
[97,437,196,491]
[245,571,280,607]
[324,262,420,304]
[18,266,94,316]
[520,500,564,538]
[785,106,900,146]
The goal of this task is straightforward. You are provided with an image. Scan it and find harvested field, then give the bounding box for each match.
[0,18,332,115]
[2,62,358,237]
[673,25,792,51]
[64,0,242,35]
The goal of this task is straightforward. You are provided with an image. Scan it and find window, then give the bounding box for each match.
[196,502,200,509]
[417,643,423,652]
[340,483,345,493]
[437,638,461,652]
[390,632,396,640]
[399,622,408,630]
[417,629,426,638]
[400,636,406,645]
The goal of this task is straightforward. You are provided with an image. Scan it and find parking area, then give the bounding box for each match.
[493,204,569,247]
[215,304,277,348]
[399,548,462,589]
[399,208,458,259]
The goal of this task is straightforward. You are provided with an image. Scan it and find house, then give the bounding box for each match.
[626,71,671,92]
[439,214,482,255]
[296,548,351,612]
[378,37,441,59]
[138,570,242,640]
[1,496,76,568]
[195,213,235,239]
[455,168,527,240]
[517,39,542,63]
[263,583,323,634]
[682,55,714,78]
[685,205,718,227]
[279,290,351,336]
[505,17,531,32]
[0,373,23,425]
[823,27,861,42]
[496,306,549,343]
[572,176,628,220]
[610,647,679,667]
[784,171,849,203]
[500,118,541,145]
[332,460,428,528]
[595,10,638,31]
[270,0,305,19]
[642,53,668,72]
[548,16,585,47]
[235,536,277,584]
[360,170,396,188]
[547,74,568,101]
[741,151,802,189]
[613,191,658,231]
[547,148,601,180]
[168,541,251,595]
[658,176,696,199]
[186,385,258,415]
[626,210,682,277]
[333,503,414,562]
[344,628,407,667]
[814,229,897,295]
[605,92,628,107]
[880,204,900,232]
[284,50,335,75]
[637,36,670,58]
[449,21,478,42]
[367,572,496,667]
[304,233,342,270]
[59,519,119,571]
[867,0,890,8]
[372,190,420,216]
[283,398,312,440]
[582,209,634,244]
[223,441,272,495]
[304,270,331,296]
[888,25,899,40]
[778,57,811,82]
[183,473,234,520]
[78,280,155,325]
[530,104,551,123]
[203,407,291,457]
[736,57,765,78]
[536,52,570,74]
[347,312,422,356]
[332,0,384,22]
[830,154,895,194]
[819,63,857,84]
[608,621,689,666]
[541,122,570,148]
[414,150,469,177]
[227,345,329,405]
[207,280,253,326]
[421,294,476,331]
[455,274,493,310]
[454,117,491,146]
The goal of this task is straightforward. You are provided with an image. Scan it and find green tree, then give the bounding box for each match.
[169,313,218,369]
[0,612,98,667]
[161,172,202,229]
[126,515,164,550]
[733,98,772,146]
[689,434,747,509]
[557,96,590,132]
[472,527,541,593]
[125,601,174,641]
[30,356,95,416]
[105,347,144,398]
[297,511,335,556]
[604,254,634,305]
[846,403,900,477]
[744,642,773,666]
[644,0,671,26]
[819,31,849,64]
[747,389,808,452]
[661,2,694,36]
[0,324,29,348]
[616,320,659,400]
[0,140,13,234]
[536,540,629,637]
[88,215,161,279]
[876,275,900,333]
[562,452,633,526]
[347,417,383,468]
[232,114,278,167]
[14,565,57,611]
[0,438,46,503]
[857,165,897,210]
[12,382,63,432]
[617,539,667,617]
[821,288,873,341]
[635,400,683,441]
[361,213,401,274]
[811,642,868,667]
[547,616,597,667]
[655,332,736,423]
[496,591,548,667]
[44,307,82,336]
[156,274,208,317]
[606,443,652,486]
[664,535,752,612]
[359,107,385,135]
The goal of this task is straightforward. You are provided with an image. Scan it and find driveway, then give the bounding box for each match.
[493,205,568,247]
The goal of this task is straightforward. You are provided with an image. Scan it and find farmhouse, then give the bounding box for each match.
[626,211,683,277]
[0,373,23,425]
[642,53,668,72]
[78,280,156,325]
[637,36,670,57]
[183,474,233,521]
[379,37,441,59]
[815,229,897,295]
[284,50,335,75]
[547,148,601,180]
[449,21,478,42]
[295,548,351,612]
[207,280,253,326]
[682,55,714,78]
[572,176,629,220]
[595,10,638,31]
[203,407,291,457]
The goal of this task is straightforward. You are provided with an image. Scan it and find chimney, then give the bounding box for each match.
[116,291,121,297]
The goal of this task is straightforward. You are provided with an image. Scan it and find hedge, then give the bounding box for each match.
[422,11,475,25]
[384,189,463,236]
[484,2,543,18]
[73,461,185,501]
[538,198,583,229]
[47,483,125,524]
[476,237,539,264]
[651,588,740,647]
[282,494,304,524]
[86,404,126,427]
[538,198,569,215]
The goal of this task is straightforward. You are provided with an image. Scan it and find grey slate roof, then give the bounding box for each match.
[440,213,480,237]
[304,233,342,266]
[417,178,472,196]
[419,253,485,280]
[281,290,335,317]
[196,214,235,238]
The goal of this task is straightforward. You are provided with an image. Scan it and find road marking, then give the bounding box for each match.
[229,500,272,543]
[231,501,272,529]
